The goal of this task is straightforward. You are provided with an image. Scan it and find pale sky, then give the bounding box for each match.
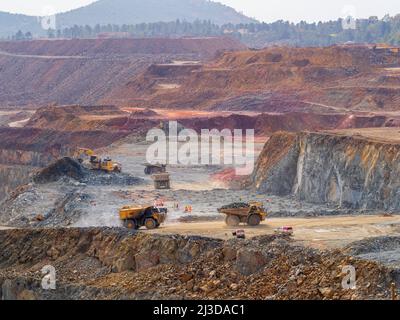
[0,0,399,22]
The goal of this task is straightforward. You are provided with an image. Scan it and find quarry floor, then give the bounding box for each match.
[66,135,400,254]
[2,137,400,254]
[2,215,399,250]
[2,110,400,290]
[145,215,400,250]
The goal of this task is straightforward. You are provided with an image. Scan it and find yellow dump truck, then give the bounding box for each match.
[119,205,167,230]
[218,202,267,227]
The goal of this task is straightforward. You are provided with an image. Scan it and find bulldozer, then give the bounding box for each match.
[119,205,167,230]
[74,148,121,173]
[218,202,267,227]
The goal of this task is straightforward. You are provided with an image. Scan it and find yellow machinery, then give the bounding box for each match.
[218,202,267,227]
[119,205,167,230]
[74,148,122,173]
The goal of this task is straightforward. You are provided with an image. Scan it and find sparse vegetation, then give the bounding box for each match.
[7,15,400,48]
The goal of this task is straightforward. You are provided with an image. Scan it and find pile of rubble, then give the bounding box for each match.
[219,203,250,210]
[33,157,84,183]
[33,157,142,186]
[0,228,396,300]
[105,235,392,300]
[345,236,400,270]
[0,158,143,228]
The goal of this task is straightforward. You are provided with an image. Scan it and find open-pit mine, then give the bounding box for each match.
[1,37,400,301]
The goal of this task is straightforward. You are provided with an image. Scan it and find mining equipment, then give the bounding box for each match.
[152,172,171,189]
[144,163,167,175]
[74,148,122,173]
[218,202,267,226]
[119,205,167,229]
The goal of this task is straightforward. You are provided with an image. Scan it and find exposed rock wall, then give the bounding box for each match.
[0,229,394,300]
[252,131,400,211]
[0,166,32,202]
[0,38,245,106]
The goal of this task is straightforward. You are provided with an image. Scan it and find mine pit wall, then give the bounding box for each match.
[252,132,400,211]
[0,127,131,203]
[0,228,222,300]
[0,149,55,167]
[0,166,32,202]
[0,148,66,202]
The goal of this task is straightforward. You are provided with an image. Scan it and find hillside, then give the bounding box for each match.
[58,0,256,28]
[103,45,400,112]
[0,12,40,38]
[0,0,255,38]
[0,37,245,106]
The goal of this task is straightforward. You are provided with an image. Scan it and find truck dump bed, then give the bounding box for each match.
[218,208,250,216]
[119,206,150,220]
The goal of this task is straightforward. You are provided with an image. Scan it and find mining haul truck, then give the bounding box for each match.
[144,163,167,175]
[152,173,171,190]
[218,202,267,227]
[119,205,167,230]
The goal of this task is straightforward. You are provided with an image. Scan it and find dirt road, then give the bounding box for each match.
[2,213,400,251]
[147,215,400,250]
[0,49,89,60]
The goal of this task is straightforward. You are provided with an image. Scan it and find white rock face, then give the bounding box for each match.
[252,132,400,211]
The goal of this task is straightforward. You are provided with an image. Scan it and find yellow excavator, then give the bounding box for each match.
[74,148,122,173]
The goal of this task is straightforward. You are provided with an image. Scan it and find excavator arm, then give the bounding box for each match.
[75,148,95,158]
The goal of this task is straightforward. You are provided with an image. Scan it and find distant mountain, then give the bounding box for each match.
[0,12,41,38]
[57,0,256,27]
[0,0,256,38]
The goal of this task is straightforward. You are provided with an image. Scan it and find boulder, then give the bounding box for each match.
[236,248,267,275]
[114,255,135,273]
[135,251,160,271]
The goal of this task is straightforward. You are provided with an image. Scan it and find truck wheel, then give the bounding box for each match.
[124,219,137,229]
[145,218,157,230]
[225,215,240,227]
[248,215,261,226]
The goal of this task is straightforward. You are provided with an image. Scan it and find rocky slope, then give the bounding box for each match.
[251,129,400,211]
[0,166,32,202]
[104,45,400,111]
[0,115,133,201]
[0,228,395,300]
[0,127,130,167]
[0,157,143,228]
[25,105,400,136]
[0,38,245,106]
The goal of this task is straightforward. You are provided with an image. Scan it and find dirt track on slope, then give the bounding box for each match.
[0,50,90,60]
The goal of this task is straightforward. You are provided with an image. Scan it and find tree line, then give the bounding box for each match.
[7,15,400,47]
